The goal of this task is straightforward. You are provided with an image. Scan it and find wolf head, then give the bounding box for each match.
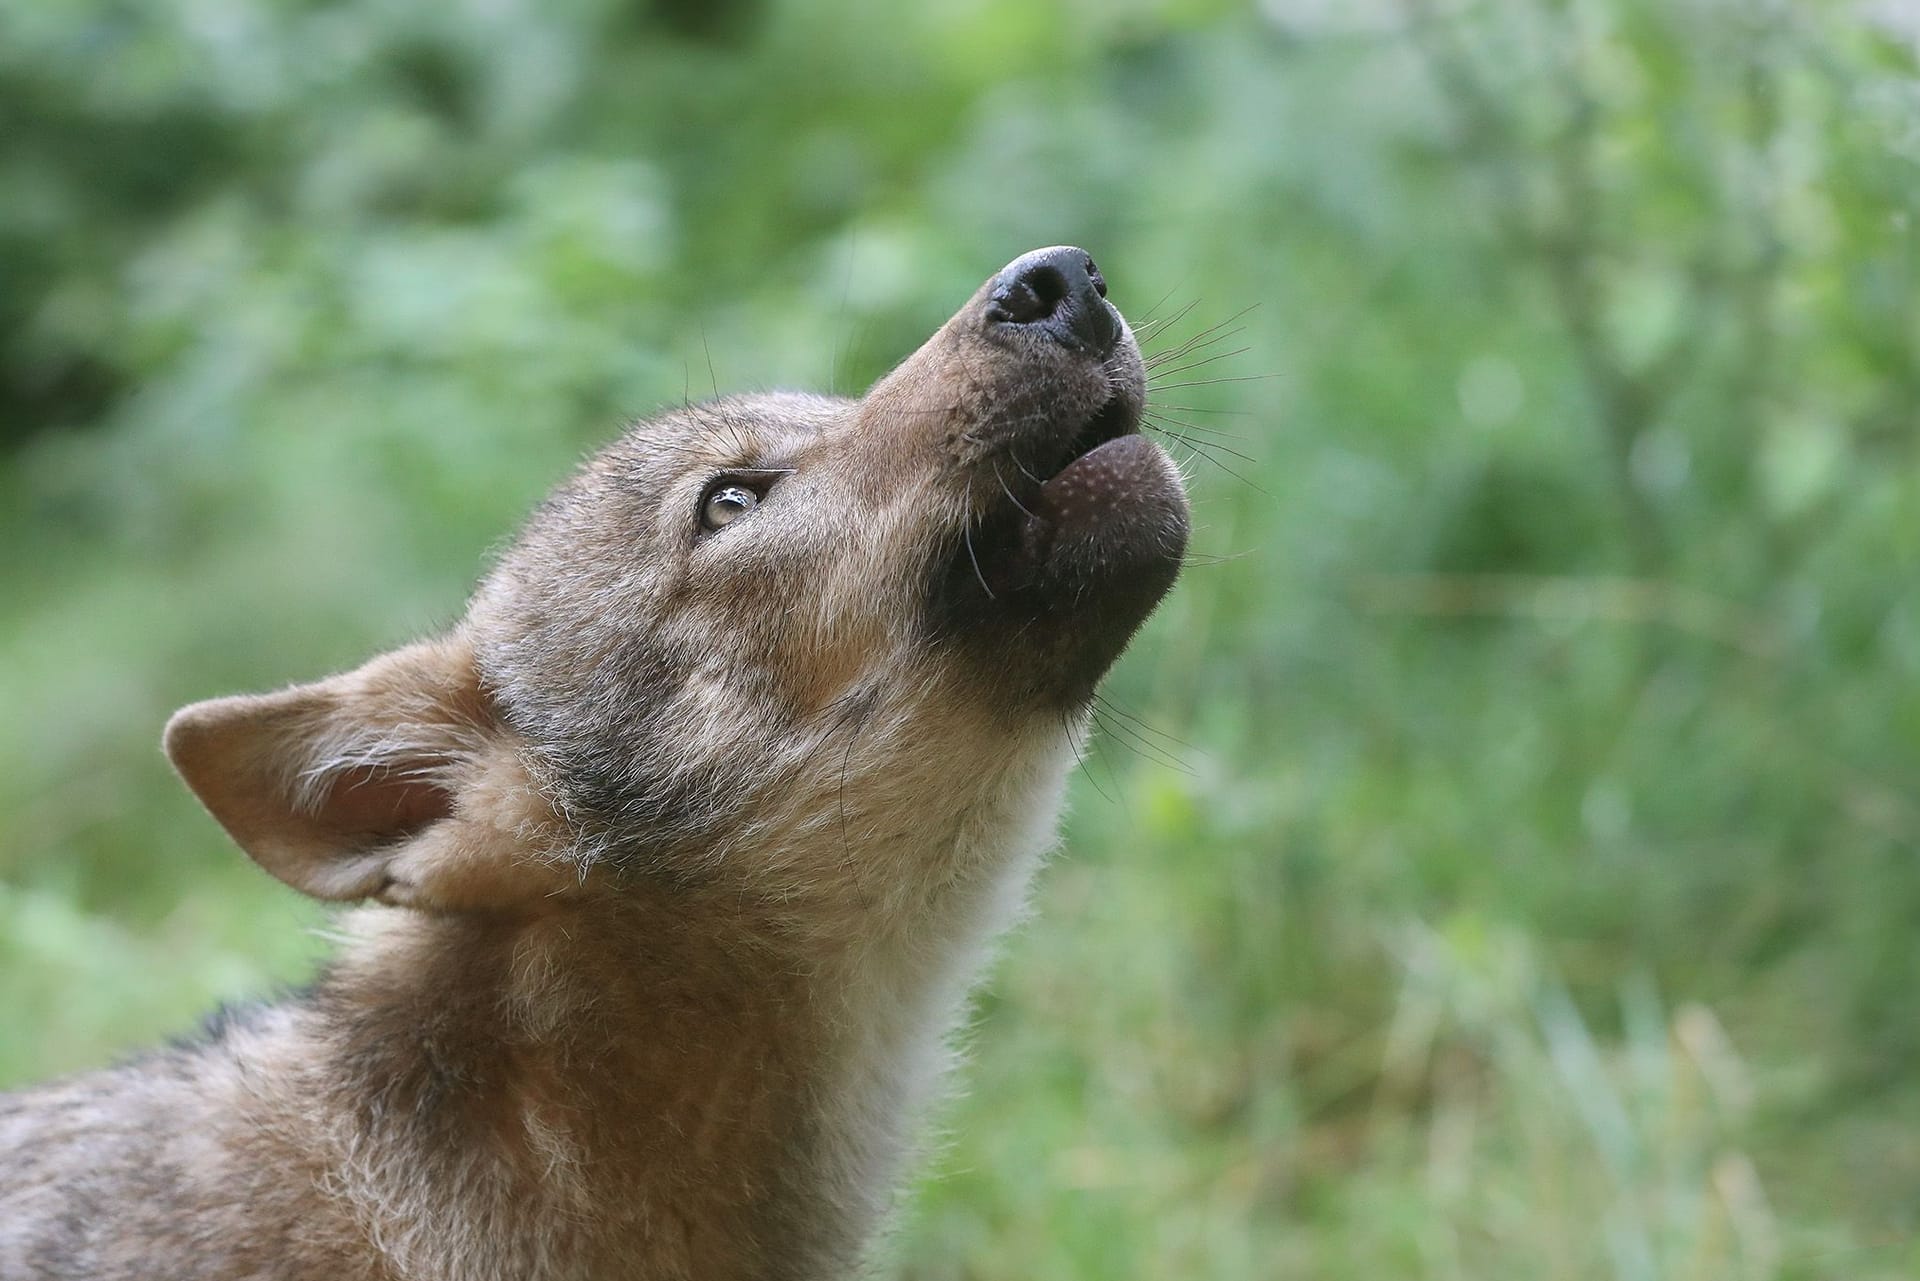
[163,247,1188,917]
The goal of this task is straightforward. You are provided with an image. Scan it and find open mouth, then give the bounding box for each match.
[951,386,1172,603]
[1036,392,1140,489]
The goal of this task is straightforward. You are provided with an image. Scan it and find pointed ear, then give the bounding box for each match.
[164,635,571,911]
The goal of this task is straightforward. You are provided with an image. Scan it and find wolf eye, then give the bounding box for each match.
[700,482,761,531]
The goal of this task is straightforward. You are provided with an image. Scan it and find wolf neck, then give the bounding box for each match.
[295,739,1074,1278]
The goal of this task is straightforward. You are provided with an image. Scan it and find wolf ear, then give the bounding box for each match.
[164,635,566,911]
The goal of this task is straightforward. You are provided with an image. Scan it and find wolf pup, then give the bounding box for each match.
[0,247,1188,1280]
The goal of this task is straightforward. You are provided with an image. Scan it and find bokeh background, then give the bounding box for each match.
[4,0,1919,1275]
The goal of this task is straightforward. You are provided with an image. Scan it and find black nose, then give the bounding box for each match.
[986,245,1118,355]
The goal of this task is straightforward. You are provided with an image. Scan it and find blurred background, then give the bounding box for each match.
[3,0,1918,1275]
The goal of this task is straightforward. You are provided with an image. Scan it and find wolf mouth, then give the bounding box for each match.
[907,244,1190,703]
[956,382,1180,609]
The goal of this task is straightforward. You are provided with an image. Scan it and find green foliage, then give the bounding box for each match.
[3,0,1918,1275]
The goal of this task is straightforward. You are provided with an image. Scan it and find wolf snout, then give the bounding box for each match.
[984,245,1119,356]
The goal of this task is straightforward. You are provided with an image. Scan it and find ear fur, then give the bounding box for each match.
[164,634,574,912]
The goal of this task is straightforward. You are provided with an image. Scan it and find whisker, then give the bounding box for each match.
[1062,715,1114,803]
[1147,347,1254,382]
[1148,404,1254,417]
[1089,705,1196,775]
[1132,299,1200,343]
[808,683,874,728]
[1140,410,1251,442]
[1147,326,1247,370]
[992,461,1036,519]
[1133,297,1197,338]
[1149,374,1282,391]
[700,324,721,399]
[1182,549,1258,567]
[1143,420,1261,466]
[1155,434,1270,493]
[1145,304,1259,366]
[962,520,995,600]
[1007,450,1044,486]
[1093,708,1194,778]
[832,693,877,870]
[1084,715,1128,797]
[830,234,857,395]
[1131,281,1187,327]
[1144,313,1230,356]
[1092,692,1202,752]
[878,403,965,417]
[1152,302,1259,347]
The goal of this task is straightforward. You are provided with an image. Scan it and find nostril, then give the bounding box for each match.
[1023,264,1070,310]
[1085,258,1106,299]
[994,264,1071,324]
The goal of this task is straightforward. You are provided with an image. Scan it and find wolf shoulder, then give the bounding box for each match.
[0,1009,360,1281]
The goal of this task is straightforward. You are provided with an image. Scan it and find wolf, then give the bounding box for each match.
[0,246,1189,1279]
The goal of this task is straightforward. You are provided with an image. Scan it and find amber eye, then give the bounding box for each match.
[700,482,761,531]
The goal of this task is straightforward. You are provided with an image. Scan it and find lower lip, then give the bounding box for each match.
[1038,432,1149,506]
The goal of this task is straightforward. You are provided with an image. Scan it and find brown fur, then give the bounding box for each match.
[0,248,1188,1280]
